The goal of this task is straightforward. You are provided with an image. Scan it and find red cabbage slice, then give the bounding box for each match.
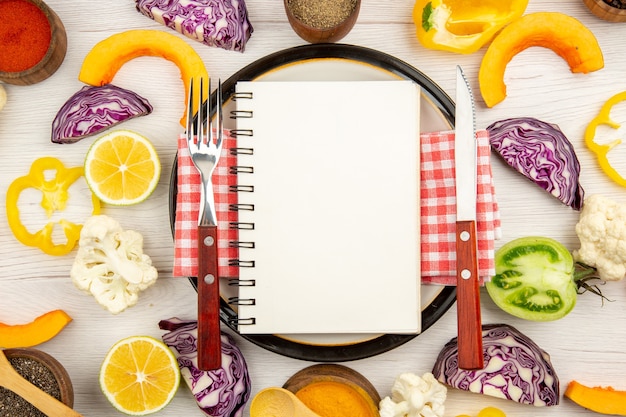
[135,0,254,52]
[487,117,584,210]
[159,318,251,417]
[51,84,153,144]
[432,323,559,406]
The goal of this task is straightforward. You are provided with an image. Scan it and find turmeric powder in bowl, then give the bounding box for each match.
[295,380,379,417]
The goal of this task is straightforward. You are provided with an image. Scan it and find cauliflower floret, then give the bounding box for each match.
[71,215,158,313]
[573,194,626,281]
[379,372,447,417]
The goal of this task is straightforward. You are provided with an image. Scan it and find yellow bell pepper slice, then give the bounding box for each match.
[413,0,529,54]
[6,157,101,256]
[585,91,626,187]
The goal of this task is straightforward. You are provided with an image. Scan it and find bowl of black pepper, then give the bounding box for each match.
[284,0,361,43]
[583,0,626,22]
[1,348,74,417]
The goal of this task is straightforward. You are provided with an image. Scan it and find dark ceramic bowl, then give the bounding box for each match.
[0,0,67,85]
[284,0,361,43]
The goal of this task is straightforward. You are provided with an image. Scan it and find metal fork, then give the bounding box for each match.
[186,77,223,370]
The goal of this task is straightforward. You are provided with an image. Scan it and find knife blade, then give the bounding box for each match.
[454,65,484,370]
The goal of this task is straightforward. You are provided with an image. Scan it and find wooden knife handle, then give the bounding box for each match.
[197,224,222,371]
[456,220,484,370]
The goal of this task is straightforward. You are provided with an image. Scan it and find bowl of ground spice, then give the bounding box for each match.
[1,348,74,416]
[283,363,380,417]
[0,0,67,85]
[284,0,361,43]
[583,0,626,21]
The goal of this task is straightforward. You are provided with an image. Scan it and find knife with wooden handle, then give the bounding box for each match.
[454,65,484,370]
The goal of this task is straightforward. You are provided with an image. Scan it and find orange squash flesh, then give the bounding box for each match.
[0,309,73,348]
[565,380,626,415]
[78,29,209,126]
[479,12,604,107]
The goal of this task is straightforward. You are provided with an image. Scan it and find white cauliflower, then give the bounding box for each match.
[573,194,626,281]
[71,215,158,313]
[379,372,447,417]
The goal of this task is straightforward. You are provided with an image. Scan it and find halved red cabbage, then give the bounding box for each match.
[432,323,559,406]
[135,0,254,52]
[487,117,584,210]
[159,318,251,417]
[51,84,152,144]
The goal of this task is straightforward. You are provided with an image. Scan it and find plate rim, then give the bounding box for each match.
[169,43,457,362]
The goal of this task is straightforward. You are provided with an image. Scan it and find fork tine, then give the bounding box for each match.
[186,78,194,138]
[198,77,205,148]
[206,77,212,148]
[216,79,223,150]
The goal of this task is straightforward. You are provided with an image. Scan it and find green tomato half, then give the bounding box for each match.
[486,236,577,321]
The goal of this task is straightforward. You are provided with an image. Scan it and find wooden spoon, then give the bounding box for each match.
[0,350,83,417]
[250,387,322,417]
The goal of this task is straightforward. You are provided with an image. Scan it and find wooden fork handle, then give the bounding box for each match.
[197,224,222,371]
[455,220,484,370]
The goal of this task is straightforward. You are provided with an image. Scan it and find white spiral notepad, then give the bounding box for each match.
[231,80,421,335]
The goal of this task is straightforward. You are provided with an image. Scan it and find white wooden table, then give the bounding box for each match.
[1,1,625,416]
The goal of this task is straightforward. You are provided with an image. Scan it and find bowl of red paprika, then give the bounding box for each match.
[0,0,67,85]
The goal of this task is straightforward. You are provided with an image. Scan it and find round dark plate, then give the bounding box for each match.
[169,43,456,362]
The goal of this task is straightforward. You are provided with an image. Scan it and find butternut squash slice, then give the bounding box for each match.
[0,309,72,348]
[479,12,604,107]
[78,29,209,126]
[565,380,626,415]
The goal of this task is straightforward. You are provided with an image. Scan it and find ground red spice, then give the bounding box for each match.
[0,0,52,72]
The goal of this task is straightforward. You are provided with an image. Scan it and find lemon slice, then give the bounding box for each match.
[100,336,180,415]
[85,130,161,205]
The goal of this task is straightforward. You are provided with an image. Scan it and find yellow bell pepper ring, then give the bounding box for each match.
[413,0,529,54]
[585,91,626,187]
[6,157,101,256]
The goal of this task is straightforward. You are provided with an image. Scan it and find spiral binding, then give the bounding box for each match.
[228,297,256,306]
[227,279,256,287]
[228,317,256,326]
[229,203,254,211]
[230,166,254,174]
[227,90,257,326]
[229,240,255,249]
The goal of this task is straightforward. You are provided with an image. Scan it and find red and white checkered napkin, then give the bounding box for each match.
[420,129,501,285]
[173,131,240,279]
[173,129,501,285]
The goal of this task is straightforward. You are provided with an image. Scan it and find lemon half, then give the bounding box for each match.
[99,335,180,415]
[85,130,161,205]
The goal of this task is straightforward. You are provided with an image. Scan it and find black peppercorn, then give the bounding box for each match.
[286,0,357,29]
